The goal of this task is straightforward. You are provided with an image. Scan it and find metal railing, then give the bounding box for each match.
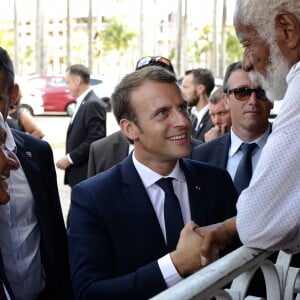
[152,246,300,300]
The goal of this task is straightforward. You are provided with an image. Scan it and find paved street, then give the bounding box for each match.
[35,112,119,222]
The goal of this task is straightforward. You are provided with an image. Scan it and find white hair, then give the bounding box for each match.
[235,0,300,45]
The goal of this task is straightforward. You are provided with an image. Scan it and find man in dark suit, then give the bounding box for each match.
[0,47,73,299]
[192,62,273,191]
[68,66,238,299]
[181,68,215,142]
[56,64,106,187]
[87,130,130,176]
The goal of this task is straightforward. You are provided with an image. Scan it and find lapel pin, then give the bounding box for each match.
[195,185,201,191]
[26,151,32,158]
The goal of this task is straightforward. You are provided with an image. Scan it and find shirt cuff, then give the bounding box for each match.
[158,254,182,287]
[67,153,73,164]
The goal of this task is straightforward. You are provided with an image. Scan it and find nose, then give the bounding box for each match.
[173,109,191,128]
[247,91,259,104]
[214,115,223,126]
[242,51,253,72]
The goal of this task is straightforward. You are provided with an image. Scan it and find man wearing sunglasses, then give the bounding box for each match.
[191,61,274,298]
[192,61,273,194]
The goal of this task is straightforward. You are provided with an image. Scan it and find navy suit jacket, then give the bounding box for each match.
[0,253,14,299]
[191,133,231,169]
[68,155,238,299]
[12,130,73,299]
[65,90,107,186]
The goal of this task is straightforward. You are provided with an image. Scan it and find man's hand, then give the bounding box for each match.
[194,217,237,266]
[170,221,204,277]
[204,125,229,142]
[56,156,71,170]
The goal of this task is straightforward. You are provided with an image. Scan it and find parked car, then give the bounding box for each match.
[15,75,44,115]
[26,75,112,116]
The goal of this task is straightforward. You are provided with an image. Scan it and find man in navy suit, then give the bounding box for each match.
[192,61,273,192]
[68,66,238,299]
[0,47,73,299]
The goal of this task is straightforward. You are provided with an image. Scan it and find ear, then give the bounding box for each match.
[222,93,230,109]
[9,84,20,108]
[275,12,300,49]
[119,119,138,142]
[197,84,206,96]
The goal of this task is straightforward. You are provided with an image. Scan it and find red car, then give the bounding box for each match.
[27,75,111,115]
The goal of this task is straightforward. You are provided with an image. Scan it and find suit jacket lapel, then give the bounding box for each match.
[214,134,231,168]
[179,159,209,225]
[120,156,166,252]
[67,91,91,135]
[13,133,44,211]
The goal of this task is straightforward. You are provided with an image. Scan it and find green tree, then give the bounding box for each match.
[193,25,212,66]
[226,26,244,63]
[98,17,136,69]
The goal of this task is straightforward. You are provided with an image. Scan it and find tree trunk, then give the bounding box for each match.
[220,0,227,77]
[66,0,71,68]
[212,0,218,75]
[88,0,93,72]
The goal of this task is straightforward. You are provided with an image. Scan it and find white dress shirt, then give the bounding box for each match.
[190,104,209,129]
[236,61,300,253]
[226,126,270,180]
[132,153,191,287]
[0,124,45,300]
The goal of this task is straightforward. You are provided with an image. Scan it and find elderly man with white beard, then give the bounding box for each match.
[195,0,300,263]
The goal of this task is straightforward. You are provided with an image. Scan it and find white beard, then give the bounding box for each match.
[249,43,290,102]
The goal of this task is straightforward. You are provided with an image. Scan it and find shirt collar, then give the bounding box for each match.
[76,87,92,105]
[191,104,209,116]
[132,152,185,189]
[229,124,271,157]
[4,122,17,152]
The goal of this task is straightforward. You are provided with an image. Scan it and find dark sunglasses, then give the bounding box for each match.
[227,87,268,101]
[135,56,175,73]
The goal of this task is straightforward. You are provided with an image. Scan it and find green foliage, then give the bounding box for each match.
[226,26,244,62]
[0,31,14,58]
[193,25,212,63]
[98,17,136,56]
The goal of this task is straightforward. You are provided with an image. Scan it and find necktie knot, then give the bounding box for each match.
[240,142,257,155]
[156,177,174,195]
[233,143,257,195]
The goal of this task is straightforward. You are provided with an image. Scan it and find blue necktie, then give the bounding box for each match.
[234,143,257,195]
[156,178,184,251]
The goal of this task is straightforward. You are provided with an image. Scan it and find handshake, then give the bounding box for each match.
[170,218,237,277]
